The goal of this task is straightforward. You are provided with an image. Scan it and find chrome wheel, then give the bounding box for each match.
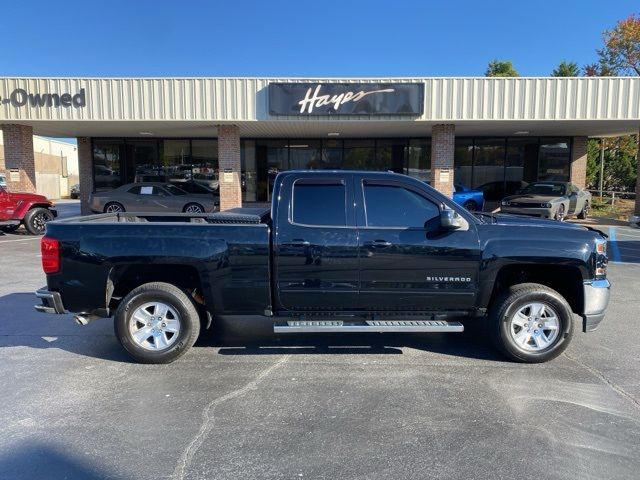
[554,205,565,221]
[184,203,204,213]
[509,302,560,352]
[129,301,181,351]
[105,203,124,213]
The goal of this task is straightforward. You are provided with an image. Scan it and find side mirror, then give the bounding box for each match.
[440,209,462,230]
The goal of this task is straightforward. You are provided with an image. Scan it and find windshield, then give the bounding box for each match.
[520,183,566,196]
[163,184,187,196]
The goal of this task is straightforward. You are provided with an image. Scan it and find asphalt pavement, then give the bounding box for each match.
[0,206,639,480]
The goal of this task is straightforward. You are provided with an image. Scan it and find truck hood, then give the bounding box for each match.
[485,213,585,230]
[503,194,561,203]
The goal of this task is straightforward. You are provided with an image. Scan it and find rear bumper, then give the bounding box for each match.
[34,288,66,314]
[582,279,611,332]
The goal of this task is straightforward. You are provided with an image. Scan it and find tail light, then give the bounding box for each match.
[41,237,60,274]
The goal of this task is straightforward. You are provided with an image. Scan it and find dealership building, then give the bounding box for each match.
[0,76,639,214]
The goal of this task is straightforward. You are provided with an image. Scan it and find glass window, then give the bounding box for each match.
[93,139,124,191]
[320,139,343,169]
[292,182,346,226]
[125,140,159,183]
[160,140,192,183]
[472,138,505,198]
[191,139,219,191]
[375,139,407,173]
[289,140,322,170]
[343,140,375,170]
[506,138,538,197]
[363,184,439,228]
[454,138,473,189]
[405,139,431,182]
[538,138,570,181]
[241,140,257,202]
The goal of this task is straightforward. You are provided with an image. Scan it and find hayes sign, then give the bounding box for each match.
[0,88,86,108]
[269,83,423,116]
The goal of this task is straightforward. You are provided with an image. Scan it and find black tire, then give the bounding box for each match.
[489,283,574,363]
[554,204,565,221]
[577,202,589,219]
[0,225,20,233]
[463,200,477,212]
[104,202,125,214]
[183,203,204,214]
[114,282,201,364]
[24,207,54,235]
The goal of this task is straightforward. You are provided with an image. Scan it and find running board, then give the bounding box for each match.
[274,320,464,334]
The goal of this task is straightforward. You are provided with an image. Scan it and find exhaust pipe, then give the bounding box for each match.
[74,314,100,326]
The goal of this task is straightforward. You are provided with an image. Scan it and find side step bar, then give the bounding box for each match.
[274,320,464,334]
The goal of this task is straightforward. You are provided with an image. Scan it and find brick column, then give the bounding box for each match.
[1,124,36,193]
[77,137,93,215]
[217,125,242,211]
[570,136,588,189]
[430,124,455,198]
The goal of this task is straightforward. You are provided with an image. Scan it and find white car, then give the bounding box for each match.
[0,174,6,188]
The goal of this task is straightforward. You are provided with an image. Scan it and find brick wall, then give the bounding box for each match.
[430,124,455,198]
[1,124,36,193]
[77,137,93,215]
[217,125,242,211]
[570,136,588,189]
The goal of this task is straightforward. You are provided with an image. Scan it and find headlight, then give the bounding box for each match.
[501,201,510,206]
[594,237,607,278]
[542,203,552,208]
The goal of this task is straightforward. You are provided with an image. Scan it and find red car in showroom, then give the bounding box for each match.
[0,185,57,235]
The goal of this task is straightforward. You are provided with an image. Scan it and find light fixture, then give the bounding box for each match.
[327,132,340,137]
[514,131,530,135]
[139,131,154,136]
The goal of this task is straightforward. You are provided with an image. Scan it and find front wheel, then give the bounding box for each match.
[114,282,201,364]
[104,202,125,214]
[489,283,574,363]
[554,204,565,221]
[24,208,54,235]
[577,202,589,219]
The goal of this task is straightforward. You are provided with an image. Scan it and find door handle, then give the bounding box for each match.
[364,240,392,248]
[284,239,310,247]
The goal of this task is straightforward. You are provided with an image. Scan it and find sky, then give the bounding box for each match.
[1,0,638,77]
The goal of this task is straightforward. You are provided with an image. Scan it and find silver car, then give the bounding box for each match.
[500,182,592,221]
[89,183,218,214]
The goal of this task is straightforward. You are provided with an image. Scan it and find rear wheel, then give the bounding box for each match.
[104,202,125,213]
[183,203,204,214]
[463,200,477,212]
[114,282,201,364]
[24,208,54,235]
[577,201,589,219]
[489,283,573,363]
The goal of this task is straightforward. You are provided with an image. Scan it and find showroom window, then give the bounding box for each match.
[92,139,125,191]
[538,138,570,181]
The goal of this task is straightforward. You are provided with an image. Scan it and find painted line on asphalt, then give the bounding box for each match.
[608,227,622,263]
[0,237,41,244]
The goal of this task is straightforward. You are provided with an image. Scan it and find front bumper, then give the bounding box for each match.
[34,288,66,314]
[582,279,611,332]
[500,206,554,218]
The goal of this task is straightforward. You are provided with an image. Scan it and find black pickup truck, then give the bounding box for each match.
[35,171,610,364]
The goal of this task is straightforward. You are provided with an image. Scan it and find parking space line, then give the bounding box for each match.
[0,237,41,244]
[608,228,622,263]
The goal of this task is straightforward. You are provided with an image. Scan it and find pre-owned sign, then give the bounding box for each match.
[269,83,423,116]
[0,88,86,108]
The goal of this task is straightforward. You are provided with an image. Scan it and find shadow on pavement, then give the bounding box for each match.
[0,442,122,480]
[1,291,505,363]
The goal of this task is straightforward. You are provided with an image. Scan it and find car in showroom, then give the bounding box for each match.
[89,182,219,214]
[500,181,591,221]
[69,183,80,199]
[0,185,57,234]
[0,173,6,188]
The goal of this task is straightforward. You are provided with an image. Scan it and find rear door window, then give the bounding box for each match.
[292,182,346,226]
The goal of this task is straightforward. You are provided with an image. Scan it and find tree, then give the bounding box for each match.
[552,61,580,77]
[596,14,640,75]
[586,136,638,192]
[485,60,519,77]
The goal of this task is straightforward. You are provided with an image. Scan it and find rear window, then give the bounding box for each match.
[292,182,346,226]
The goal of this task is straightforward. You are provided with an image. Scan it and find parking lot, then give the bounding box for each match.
[1,207,639,480]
